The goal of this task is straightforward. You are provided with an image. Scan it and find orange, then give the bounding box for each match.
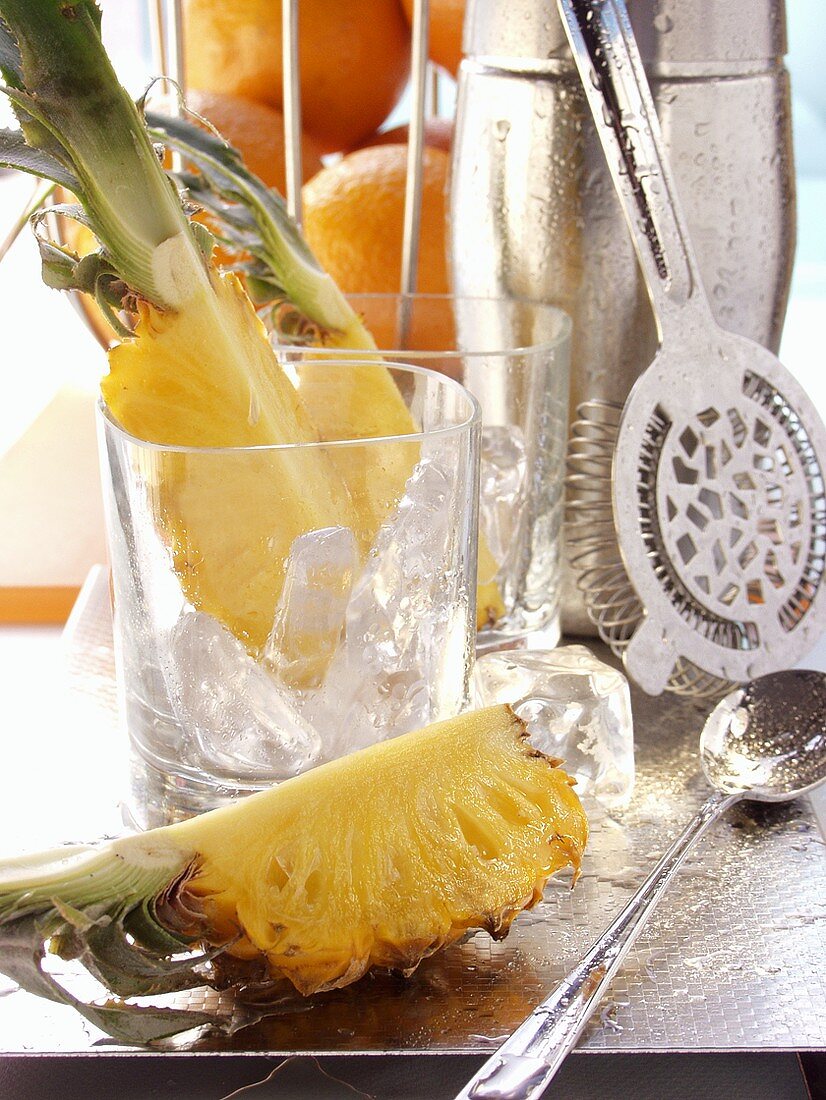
[401,0,464,77]
[302,144,450,297]
[186,90,324,193]
[354,116,454,154]
[183,0,411,154]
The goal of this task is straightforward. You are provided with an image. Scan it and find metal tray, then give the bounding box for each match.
[1,569,824,1055]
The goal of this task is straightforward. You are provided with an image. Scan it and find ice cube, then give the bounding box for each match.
[165,611,323,779]
[264,526,358,690]
[479,424,528,573]
[308,452,471,760]
[473,644,634,806]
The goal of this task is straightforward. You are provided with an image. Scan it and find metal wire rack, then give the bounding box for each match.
[0,0,436,347]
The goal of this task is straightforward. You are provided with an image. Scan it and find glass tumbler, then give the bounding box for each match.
[98,362,480,827]
[280,294,571,648]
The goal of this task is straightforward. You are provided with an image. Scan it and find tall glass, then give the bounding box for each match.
[99,362,480,827]
[280,295,571,649]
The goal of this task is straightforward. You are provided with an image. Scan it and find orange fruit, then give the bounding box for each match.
[349,290,458,356]
[401,0,464,77]
[354,116,454,154]
[186,90,324,192]
[183,0,412,154]
[302,144,450,297]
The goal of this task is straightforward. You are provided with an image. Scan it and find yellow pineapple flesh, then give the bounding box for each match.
[295,358,420,553]
[101,275,502,651]
[296,357,507,629]
[164,704,587,995]
[101,272,359,650]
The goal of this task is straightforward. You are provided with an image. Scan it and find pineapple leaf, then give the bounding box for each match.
[0,43,85,169]
[0,122,77,189]
[0,16,23,87]
[0,0,208,309]
[189,217,216,262]
[0,915,70,1004]
[58,920,219,999]
[36,236,89,290]
[1,912,218,1043]
[146,107,365,339]
[32,203,134,320]
[145,108,322,271]
[91,277,134,339]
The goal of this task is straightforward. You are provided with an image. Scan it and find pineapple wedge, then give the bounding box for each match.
[101,273,359,650]
[146,111,507,629]
[296,357,507,628]
[294,357,420,554]
[171,705,585,993]
[0,706,586,1031]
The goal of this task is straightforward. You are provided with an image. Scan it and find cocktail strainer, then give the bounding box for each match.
[561,0,826,695]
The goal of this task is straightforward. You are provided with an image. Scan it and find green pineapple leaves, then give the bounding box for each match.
[0,0,371,345]
[0,126,79,190]
[1,911,220,1044]
[146,106,372,345]
[0,0,207,310]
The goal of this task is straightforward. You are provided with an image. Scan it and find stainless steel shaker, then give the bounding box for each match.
[450,0,796,635]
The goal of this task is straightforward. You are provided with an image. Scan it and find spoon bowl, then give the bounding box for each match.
[701,669,826,801]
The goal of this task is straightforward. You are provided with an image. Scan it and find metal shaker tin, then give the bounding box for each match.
[450,0,796,634]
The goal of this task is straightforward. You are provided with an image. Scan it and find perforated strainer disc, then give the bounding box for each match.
[614,329,826,694]
[561,0,826,694]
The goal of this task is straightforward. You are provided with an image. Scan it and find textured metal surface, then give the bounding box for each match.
[451,2,795,636]
[0,572,824,1055]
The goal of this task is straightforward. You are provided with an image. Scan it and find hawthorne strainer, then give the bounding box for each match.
[562,0,826,697]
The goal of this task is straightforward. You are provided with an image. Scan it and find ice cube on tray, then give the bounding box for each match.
[473,644,634,807]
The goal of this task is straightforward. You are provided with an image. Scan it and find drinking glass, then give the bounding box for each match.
[280,294,571,649]
[98,361,480,827]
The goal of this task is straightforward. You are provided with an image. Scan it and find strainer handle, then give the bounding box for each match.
[557,0,710,332]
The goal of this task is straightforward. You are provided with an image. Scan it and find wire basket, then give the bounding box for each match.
[28,0,438,351]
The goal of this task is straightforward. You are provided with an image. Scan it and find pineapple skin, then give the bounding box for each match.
[162,705,587,995]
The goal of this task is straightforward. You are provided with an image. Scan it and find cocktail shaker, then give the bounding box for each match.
[450,0,796,634]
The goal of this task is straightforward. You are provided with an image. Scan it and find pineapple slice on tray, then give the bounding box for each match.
[0,706,587,1041]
